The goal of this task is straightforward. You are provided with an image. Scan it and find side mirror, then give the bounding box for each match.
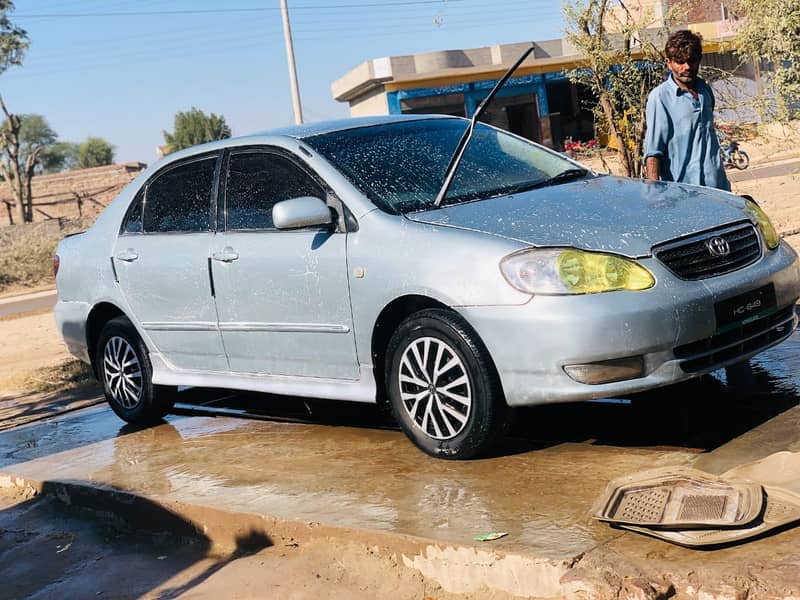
[273,196,334,230]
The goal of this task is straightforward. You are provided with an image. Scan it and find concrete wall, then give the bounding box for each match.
[350,87,390,117]
[0,162,146,227]
[607,0,668,29]
[686,0,730,23]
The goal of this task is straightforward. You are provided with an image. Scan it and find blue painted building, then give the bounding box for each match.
[331,40,596,151]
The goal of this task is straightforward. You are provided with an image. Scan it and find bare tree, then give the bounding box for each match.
[734,0,800,121]
[0,97,55,223]
[563,0,672,178]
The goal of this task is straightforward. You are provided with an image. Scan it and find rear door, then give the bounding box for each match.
[113,153,227,371]
[210,147,359,379]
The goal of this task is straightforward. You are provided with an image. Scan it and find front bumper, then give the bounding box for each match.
[460,243,800,406]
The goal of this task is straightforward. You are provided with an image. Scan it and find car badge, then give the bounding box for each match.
[707,236,731,257]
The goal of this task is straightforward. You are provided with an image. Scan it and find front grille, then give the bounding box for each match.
[654,223,761,280]
[674,305,796,373]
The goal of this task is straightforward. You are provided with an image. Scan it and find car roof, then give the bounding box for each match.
[255,114,460,139]
[156,114,461,166]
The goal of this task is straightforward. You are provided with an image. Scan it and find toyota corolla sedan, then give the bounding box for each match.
[54,115,800,459]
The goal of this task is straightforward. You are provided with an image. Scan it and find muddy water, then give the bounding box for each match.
[0,332,798,561]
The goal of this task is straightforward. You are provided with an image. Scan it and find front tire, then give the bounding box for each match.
[385,309,509,459]
[732,150,749,170]
[96,316,175,424]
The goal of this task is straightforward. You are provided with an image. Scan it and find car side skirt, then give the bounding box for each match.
[149,353,377,403]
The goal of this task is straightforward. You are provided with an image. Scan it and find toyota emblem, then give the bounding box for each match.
[707,236,731,257]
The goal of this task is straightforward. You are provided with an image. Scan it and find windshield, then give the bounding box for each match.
[304,119,581,214]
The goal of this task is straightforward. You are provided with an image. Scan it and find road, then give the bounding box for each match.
[0,289,56,318]
[728,157,800,182]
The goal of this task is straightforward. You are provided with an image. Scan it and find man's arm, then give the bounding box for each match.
[643,90,668,182]
[645,156,660,182]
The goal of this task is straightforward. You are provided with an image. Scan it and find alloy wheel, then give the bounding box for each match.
[397,336,472,440]
[103,335,143,409]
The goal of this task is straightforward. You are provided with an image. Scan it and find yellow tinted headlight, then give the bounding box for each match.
[557,250,655,294]
[744,199,779,250]
[500,248,654,295]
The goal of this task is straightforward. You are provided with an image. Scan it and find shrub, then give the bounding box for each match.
[0,217,93,293]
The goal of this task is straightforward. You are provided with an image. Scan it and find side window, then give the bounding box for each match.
[122,188,144,234]
[226,152,324,230]
[143,157,216,233]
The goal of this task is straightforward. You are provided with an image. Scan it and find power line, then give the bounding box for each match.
[26,8,554,62]
[12,5,559,68]
[14,0,468,19]
[8,13,564,78]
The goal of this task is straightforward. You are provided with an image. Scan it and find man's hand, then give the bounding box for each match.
[645,156,660,182]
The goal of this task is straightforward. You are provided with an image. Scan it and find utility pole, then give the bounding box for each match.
[280,0,304,124]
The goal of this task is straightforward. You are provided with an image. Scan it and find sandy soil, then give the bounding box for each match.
[0,487,517,600]
[0,311,72,393]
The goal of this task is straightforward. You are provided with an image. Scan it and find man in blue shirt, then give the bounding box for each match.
[644,30,730,191]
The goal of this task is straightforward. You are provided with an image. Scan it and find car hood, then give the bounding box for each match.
[405,175,749,257]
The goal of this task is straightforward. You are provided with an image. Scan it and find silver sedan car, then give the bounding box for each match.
[55,115,800,459]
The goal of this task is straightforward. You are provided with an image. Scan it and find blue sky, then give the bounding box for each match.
[3,0,567,164]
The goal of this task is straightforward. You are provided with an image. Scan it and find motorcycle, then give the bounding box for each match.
[720,138,749,170]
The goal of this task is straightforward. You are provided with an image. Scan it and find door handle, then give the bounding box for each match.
[211,247,239,263]
[115,249,138,262]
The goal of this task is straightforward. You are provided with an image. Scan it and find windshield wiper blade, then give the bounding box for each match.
[440,178,544,205]
[433,44,535,208]
[528,168,588,189]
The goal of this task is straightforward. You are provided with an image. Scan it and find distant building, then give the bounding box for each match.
[331,0,763,151]
[331,39,595,151]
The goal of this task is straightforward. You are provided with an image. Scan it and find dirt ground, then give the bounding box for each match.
[0,486,519,600]
[0,311,71,391]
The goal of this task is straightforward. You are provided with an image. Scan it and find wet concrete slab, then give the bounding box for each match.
[1,334,799,597]
[0,405,695,561]
[2,403,800,597]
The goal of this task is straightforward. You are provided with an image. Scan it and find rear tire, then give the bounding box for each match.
[96,316,175,425]
[732,150,749,170]
[385,309,510,459]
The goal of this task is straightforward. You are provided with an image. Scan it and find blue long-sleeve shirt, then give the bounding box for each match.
[644,74,730,191]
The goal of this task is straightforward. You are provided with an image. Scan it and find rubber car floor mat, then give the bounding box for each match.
[592,466,763,529]
[616,485,800,548]
[722,451,800,495]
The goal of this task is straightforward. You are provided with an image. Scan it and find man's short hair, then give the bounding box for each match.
[664,29,703,63]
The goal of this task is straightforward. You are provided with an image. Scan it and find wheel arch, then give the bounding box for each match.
[370,295,506,408]
[85,302,128,377]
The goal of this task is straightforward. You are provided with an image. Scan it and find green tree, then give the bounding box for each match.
[162,107,231,154]
[0,0,27,75]
[78,136,115,168]
[0,105,58,223]
[735,0,800,120]
[40,141,79,173]
[563,0,670,178]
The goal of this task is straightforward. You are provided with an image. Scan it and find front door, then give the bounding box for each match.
[210,148,359,379]
[113,153,227,371]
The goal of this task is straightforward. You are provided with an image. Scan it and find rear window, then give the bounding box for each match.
[143,156,217,233]
[122,188,144,234]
